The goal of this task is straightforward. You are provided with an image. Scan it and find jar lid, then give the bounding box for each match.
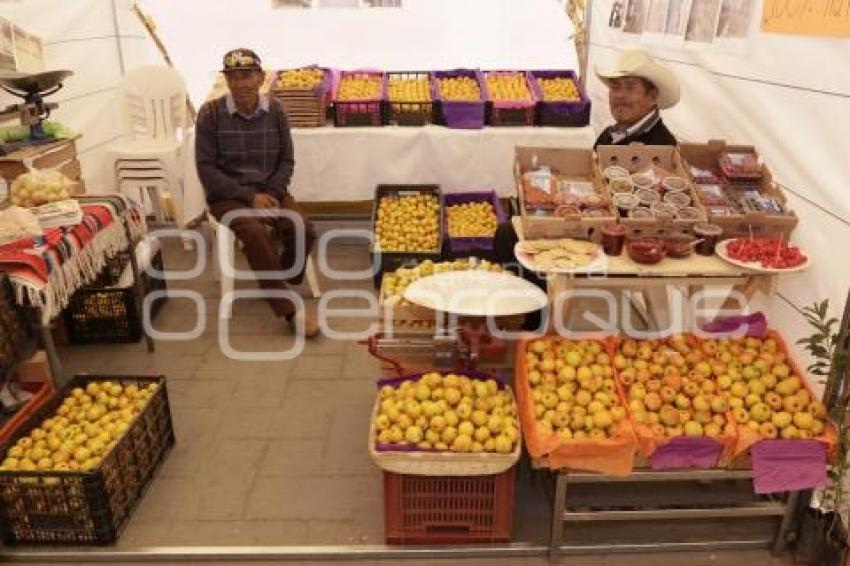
[694,222,723,235]
[602,223,627,235]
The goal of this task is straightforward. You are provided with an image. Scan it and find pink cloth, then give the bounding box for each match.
[751,439,827,494]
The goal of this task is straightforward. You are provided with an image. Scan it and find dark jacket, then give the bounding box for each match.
[195,96,295,206]
[593,117,677,148]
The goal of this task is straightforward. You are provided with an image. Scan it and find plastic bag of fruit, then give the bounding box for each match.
[614,335,739,467]
[9,167,72,208]
[516,336,637,476]
[726,330,836,458]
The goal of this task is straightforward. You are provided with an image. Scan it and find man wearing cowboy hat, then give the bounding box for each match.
[196,48,319,338]
[492,50,680,329]
[593,49,679,147]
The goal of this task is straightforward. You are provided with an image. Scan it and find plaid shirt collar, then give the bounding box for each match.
[225,94,270,119]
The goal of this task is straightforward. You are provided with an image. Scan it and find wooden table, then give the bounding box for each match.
[511,217,778,332]
[0,137,85,195]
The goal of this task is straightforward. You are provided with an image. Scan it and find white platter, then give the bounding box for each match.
[403,270,547,317]
[715,238,811,274]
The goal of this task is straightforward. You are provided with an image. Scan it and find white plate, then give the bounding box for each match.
[715,239,811,274]
[513,242,609,274]
[403,271,547,317]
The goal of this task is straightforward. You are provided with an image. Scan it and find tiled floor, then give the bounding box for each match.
[39,230,794,565]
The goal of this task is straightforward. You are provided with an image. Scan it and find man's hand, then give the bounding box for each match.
[253,193,279,210]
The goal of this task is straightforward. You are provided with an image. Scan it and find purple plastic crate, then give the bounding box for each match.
[432,69,488,129]
[442,190,506,254]
[529,70,591,127]
[333,70,387,127]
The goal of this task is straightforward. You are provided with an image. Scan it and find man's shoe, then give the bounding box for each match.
[286,310,320,339]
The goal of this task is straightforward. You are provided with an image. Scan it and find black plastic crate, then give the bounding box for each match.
[64,250,167,345]
[0,374,174,545]
[0,275,36,378]
[371,184,443,287]
[386,72,435,126]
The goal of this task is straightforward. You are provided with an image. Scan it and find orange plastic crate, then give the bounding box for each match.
[383,466,515,544]
[0,352,54,445]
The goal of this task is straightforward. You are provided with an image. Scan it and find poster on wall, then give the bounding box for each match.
[685,0,722,42]
[761,0,850,37]
[0,18,14,72]
[271,0,312,7]
[623,0,648,33]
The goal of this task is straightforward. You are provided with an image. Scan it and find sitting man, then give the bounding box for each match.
[196,48,319,337]
[495,49,681,266]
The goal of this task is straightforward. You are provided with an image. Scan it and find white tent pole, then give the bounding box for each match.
[111,0,126,75]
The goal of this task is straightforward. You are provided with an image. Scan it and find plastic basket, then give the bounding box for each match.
[483,71,536,127]
[333,71,386,127]
[0,374,174,545]
[370,184,443,286]
[64,250,167,345]
[386,71,435,126]
[433,69,488,129]
[383,466,515,544]
[442,190,506,255]
[529,70,591,127]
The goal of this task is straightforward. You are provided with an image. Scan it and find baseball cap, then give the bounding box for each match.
[222,48,263,73]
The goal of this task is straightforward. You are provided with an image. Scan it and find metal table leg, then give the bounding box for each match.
[40,321,63,386]
[124,223,155,354]
[549,471,568,563]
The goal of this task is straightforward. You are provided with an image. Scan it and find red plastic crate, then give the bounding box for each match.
[383,466,516,544]
[0,352,55,445]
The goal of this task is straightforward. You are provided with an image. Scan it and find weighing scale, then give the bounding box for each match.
[365,270,548,375]
[0,69,73,153]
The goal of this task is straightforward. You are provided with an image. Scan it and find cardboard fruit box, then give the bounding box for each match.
[679,140,798,239]
[515,146,615,242]
[595,144,708,238]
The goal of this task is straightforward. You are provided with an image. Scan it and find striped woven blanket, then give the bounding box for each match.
[0,195,146,323]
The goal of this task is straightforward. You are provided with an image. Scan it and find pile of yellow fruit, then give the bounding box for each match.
[699,335,824,440]
[276,68,324,90]
[439,76,481,101]
[374,372,519,454]
[447,201,498,238]
[486,73,532,102]
[337,75,382,100]
[388,77,430,102]
[617,337,733,438]
[0,381,158,473]
[537,77,580,102]
[525,338,625,440]
[382,258,503,307]
[374,194,440,252]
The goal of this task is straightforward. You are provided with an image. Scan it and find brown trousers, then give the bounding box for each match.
[210,194,316,318]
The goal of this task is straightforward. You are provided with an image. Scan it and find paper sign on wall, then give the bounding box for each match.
[761,0,850,37]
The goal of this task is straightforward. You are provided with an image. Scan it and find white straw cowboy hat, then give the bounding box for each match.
[595,49,680,109]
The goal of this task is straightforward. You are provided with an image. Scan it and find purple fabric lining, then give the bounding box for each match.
[650,436,723,470]
[751,439,828,494]
[700,312,768,337]
[442,190,507,252]
[529,70,591,127]
[433,69,487,129]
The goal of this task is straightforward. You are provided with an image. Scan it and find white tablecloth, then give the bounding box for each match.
[181,125,596,224]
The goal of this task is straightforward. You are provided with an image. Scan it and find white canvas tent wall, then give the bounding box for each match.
[0,0,158,192]
[588,0,850,366]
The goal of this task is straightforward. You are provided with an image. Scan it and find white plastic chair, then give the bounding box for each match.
[208,215,321,320]
[109,65,188,228]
